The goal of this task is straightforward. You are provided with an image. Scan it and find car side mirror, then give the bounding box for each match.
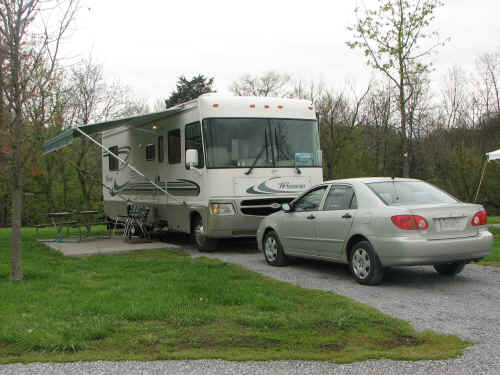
[186,149,198,169]
[281,203,291,212]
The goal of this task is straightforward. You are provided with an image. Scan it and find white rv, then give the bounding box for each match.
[43,94,323,250]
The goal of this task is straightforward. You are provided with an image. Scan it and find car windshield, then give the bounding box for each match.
[367,181,458,206]
[202,118,321,169]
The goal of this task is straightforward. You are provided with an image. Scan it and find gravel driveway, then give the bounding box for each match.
[2,237,500,375]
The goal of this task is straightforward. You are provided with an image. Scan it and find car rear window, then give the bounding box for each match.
[367,181,458,206]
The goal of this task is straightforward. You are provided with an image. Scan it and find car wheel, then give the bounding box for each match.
[349,241,384,285]
[263,230,289,266]
[433,262,466,276]
[192,217,218,252]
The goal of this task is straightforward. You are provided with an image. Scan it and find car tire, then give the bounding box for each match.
[263,230,289,266]
[433,261,466,276]
[349,241,384,285]
[192,217,218,252]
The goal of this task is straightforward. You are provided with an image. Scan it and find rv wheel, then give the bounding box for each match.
[192,217,218,252]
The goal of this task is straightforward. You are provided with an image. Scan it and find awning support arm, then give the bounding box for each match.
[474,158,489,203]
[74,127,185,204]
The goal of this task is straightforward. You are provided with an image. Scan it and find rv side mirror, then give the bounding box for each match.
[281,203,291,212]
[186,149,199,169]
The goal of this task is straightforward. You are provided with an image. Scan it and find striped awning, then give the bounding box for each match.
[42,107,184,155]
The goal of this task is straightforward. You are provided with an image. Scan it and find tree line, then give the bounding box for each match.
[2,56,499,230]
[1,0,499,281]
[227,62,500,215]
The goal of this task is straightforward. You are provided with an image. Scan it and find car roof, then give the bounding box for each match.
[323,177,422,185]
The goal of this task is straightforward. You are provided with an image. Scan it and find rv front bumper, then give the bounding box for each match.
[205,214,264,238]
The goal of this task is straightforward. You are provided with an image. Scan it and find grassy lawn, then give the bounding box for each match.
[481,227,500,267]
[489,216,500,224]
[0,228,469,364]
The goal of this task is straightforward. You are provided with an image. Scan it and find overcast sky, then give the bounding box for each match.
[62,0,500,106]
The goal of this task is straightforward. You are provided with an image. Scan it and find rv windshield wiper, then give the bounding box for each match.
[274,127,301,174]
[245,129,269,175]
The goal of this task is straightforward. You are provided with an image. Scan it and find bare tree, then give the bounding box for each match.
[316,82,372,179]
[475,50,500,118]
[364,81,397,174]
[64,57,147,208]
[291,79,325,103]
[230,71,293,97]
[347,0,446,177]
[440,66,471,128]
[0,0,78,281]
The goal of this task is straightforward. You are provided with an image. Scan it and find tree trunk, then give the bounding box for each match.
[399,74,410,178]
[10,173,23,280]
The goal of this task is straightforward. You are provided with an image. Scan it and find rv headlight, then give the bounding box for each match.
[209,203,236,216]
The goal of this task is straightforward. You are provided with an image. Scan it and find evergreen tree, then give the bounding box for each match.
[165,75,214,108]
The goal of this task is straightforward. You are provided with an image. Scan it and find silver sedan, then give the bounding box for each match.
[256,178,493,285]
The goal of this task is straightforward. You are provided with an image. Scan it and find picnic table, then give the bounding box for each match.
[35,210,111,242]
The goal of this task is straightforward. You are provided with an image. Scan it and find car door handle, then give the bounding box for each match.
[342,213,352,219]
[307,214,315,220]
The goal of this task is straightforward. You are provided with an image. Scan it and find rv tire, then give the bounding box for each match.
[192,217,218,252]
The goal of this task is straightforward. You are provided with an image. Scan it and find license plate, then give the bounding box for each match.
[440,218,459,230]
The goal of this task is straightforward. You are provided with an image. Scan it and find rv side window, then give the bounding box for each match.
[158,136,164,163]
[185,122,204,168]
[109,146,119,171]
[168,129,181,164]
[146,144,155,161]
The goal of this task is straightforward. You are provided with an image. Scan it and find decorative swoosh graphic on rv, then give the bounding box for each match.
[171,179,200,196]
[110,179,200,197]
[246,176,307,195]
[110,180,131,196]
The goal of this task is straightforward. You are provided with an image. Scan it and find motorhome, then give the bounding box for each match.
[43,94,323,250]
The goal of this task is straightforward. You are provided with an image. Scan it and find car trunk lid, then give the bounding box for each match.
[405,203,484,240]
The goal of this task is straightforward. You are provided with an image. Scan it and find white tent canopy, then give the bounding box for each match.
[487,149,500,161]
[475,148,500,201]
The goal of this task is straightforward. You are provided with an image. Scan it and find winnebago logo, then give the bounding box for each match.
[279,182,306,190]
[246,176,308,195]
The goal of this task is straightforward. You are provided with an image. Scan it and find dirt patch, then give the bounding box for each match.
[375,335,423,349]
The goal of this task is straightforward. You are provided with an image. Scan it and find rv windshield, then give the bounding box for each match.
[202,118,321,169]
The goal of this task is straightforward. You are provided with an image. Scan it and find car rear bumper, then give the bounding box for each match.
[372,230,493,267]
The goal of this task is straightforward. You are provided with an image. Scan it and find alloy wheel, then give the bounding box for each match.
[264,235,278,263]
[352,248,371,280]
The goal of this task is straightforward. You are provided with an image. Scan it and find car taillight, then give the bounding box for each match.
[391,215,429,230]
[472,210,487,226]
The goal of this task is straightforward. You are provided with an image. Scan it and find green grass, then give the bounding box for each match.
[488,216,500,224]
[0,227,469,364]
[481,227,500,267]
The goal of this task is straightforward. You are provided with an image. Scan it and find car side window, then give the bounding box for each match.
[293,186,327,212]
[324,185,357,211]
